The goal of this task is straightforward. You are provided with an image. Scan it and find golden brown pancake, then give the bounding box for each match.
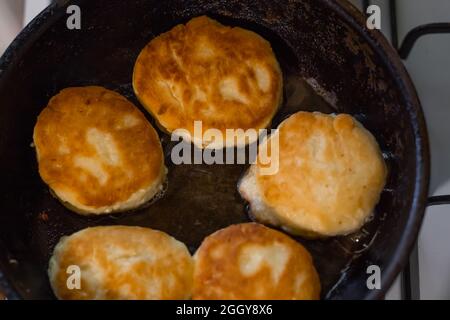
[133,16,283,148]
[193,223,320,300]
[239,112,387,237]
[33,86,166,215]
[48,226,194,300]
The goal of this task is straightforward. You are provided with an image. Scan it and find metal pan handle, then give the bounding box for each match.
[400,22,450,207]
[398,23,450,60]
[427,195,450,207]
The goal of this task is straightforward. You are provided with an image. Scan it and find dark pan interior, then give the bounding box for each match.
[0,0,428,299]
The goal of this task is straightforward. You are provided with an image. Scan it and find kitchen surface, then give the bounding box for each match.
[0,0,449,300]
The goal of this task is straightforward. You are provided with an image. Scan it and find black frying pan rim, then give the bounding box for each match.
[0,0,430,300]
[329,0,430,299]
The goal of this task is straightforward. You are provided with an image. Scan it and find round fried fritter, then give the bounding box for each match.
[133,16,283,148]
[33,86,166,215]
[239,112,387,237]
[48,226,194,300]
[193,223,320,300]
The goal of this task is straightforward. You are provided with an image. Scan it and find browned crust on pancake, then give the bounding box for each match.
[240,112,387,237]
[193,223,321,300]
[48,226,194,300]
[33,86,165,212]
[133,16,283,147]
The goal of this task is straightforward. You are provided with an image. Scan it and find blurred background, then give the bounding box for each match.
[0,0,449,300]
[0,0,49,54]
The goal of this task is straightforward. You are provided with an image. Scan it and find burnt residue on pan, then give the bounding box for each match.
[0,0,428,299]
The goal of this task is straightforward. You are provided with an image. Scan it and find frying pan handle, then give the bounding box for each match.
[391,14,450,207]
[398,23,450,59]
[427,195,450,207]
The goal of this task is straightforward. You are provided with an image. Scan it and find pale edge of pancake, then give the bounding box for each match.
[57,163,168,215]
[48,233,77,300]
[33,129,168,215]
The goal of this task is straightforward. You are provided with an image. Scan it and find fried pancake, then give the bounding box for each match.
[33,86,166,215]
[133,16,283,148]
[48,226,194,300]
[239,112,387,237]
[193,223,320,300]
